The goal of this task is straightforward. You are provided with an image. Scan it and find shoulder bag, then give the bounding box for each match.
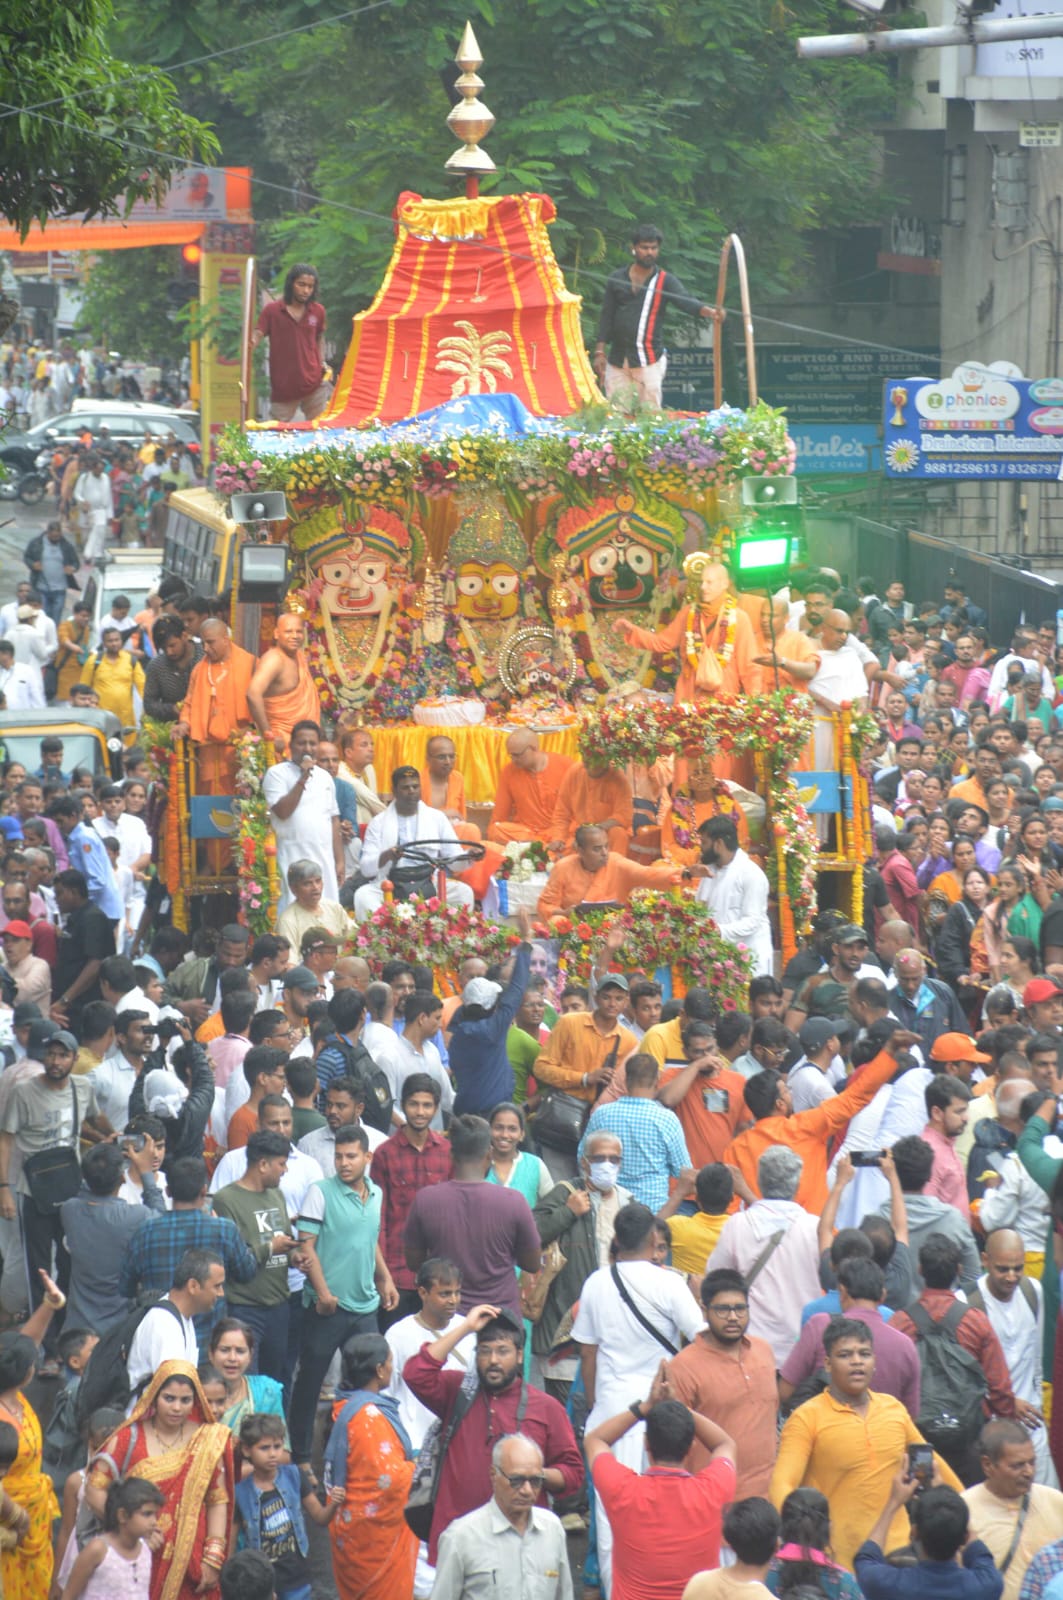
[534,1037,619,1153]
[23,1083,82,1215]
[520,1183,575,1324]
[405,1376,527,1540]
[610,1262,678,1356]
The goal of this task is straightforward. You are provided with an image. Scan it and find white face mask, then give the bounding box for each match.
[588,1158,620,1191]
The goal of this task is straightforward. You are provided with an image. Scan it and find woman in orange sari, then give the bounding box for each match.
[324,1334,417,1600]
[0,1273,67,1600]
[927,833,978,907]
[86,1363,234,1600]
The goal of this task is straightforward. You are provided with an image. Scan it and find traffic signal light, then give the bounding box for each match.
[166,242,203,310]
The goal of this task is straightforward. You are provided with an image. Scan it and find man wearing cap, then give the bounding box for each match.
[1024,978,1063,1035]
[790,924,877,1027]
[686,815,773,978]
[0,1028,113,1328]
[887,948,967,1052]
[534,972,639,1178]
[279,965,322,1060]
[449,908,534,1116]
[0,921,49,1011]
[537,823,683,927]
[928,1032,996,1167]
[788,1019,844,1113]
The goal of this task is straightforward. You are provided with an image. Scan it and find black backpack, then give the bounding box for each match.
[329,1035,395,1135]
[907,1299,987,1459]
[75,1296,185,1428]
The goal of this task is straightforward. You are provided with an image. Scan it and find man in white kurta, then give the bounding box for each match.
[809,611,870,769]
[354,766,474,921]
[690,815,773,976]
[262,722,343,912]
[975,1230,1058,1486]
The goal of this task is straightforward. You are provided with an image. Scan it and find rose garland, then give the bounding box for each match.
[231,731,273,936]
[549,890,752,1003]
[352,897,519,976]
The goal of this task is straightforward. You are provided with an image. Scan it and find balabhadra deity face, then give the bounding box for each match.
[316,535,391,615]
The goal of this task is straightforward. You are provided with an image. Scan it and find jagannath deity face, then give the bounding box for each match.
[456,559,521,621]
[583,521,658,607]
[315,535,391,616]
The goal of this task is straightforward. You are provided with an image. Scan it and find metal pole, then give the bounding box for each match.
[798,11,1063,58]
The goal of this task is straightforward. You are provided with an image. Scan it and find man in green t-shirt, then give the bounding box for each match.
[507,980,548,1102]
[212,1129,297,1382]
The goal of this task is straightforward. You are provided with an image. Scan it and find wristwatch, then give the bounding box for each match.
[629,1400,644,1421]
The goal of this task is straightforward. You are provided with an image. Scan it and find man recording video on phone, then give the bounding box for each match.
[855,1476,999,1600]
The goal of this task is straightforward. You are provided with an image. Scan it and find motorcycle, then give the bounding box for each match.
[0,468,47,505]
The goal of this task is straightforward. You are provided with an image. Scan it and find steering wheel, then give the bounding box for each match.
[388,838,487,887]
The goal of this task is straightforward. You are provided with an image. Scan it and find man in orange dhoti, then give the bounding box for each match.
[617,558,758,782]
[537,823,682,926]
[549,758,633,857]
[487,730,574,845]
[247,613,321,756]
[173,619,255,874]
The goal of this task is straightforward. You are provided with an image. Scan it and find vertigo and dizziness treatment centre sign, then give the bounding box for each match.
[883,365,1063,479]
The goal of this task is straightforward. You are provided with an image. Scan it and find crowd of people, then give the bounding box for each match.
[5,543,1063,1600]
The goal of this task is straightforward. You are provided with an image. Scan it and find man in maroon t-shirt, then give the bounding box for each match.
[252,263,331,422]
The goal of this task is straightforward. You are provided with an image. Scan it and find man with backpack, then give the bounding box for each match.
[890,1233,1022,1484]
[314,987,395,1134]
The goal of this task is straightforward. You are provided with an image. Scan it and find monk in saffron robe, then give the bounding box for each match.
[421,733,503,897]
[549,758,633,857]
[617,558,758,782]
[537,823,682,926]
[247,613,321,756]
[750,595,820,770]
[173,619,255,875]
[487,730,574,845]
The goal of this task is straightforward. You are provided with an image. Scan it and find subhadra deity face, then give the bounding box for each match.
[455,560,521,621]
[315,535,391,615]
[583,523,657,607]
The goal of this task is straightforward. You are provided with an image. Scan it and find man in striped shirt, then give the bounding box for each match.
[594,224,722,408]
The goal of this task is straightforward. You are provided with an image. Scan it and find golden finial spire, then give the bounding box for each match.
[444,20,496,197]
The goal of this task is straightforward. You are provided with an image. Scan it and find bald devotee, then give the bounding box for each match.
[173,619,256,795]
[549,756,634,857]
[487,730,574,845]
[247,612,321,756]
[420,735,480,841]
[538,823,683,925]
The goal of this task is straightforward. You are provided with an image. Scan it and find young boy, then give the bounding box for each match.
[284,1059,325,1141]
[232,1414,340,1600]
[658,1164,737,1281]
[42,1327,100,1487]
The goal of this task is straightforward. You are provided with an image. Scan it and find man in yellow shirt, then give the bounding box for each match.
[771,1317,961,1569]
[640,987,720,1067]
[79,626,145,743]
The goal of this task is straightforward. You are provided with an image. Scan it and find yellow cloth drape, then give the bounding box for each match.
[368,724,580,805]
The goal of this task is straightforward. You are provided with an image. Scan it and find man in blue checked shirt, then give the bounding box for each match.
[579,1052,692,1211]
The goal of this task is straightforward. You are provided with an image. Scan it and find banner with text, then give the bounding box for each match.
[882,366,1063,479]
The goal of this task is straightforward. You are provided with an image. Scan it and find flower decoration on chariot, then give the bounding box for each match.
[538,492,683,609]
[290,499,420,617]
[449,501,533,623]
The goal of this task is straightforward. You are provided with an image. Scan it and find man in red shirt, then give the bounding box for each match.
[878,826,924,932]
[585,1364,737,1600]
[251,263,330,422]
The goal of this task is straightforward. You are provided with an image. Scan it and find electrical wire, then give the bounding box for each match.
[0,0,399,122]
[1,96,945,370]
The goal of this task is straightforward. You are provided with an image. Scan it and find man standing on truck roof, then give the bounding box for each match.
[247,613,321,760]
[250,263,331,423]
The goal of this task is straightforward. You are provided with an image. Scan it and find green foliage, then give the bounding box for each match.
[75,248,191,365]
[0,0,217,237]
[94,0,894,364]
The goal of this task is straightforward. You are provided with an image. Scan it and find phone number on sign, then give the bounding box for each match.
[917,460,1063,478]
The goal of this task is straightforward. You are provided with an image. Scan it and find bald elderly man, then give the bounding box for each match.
[538,823,682,926]
[488,730,574,846]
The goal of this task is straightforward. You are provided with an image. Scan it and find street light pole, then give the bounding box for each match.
[799,10,1063,58]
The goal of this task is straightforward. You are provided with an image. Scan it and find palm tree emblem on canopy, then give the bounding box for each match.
[435,321,514,397]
